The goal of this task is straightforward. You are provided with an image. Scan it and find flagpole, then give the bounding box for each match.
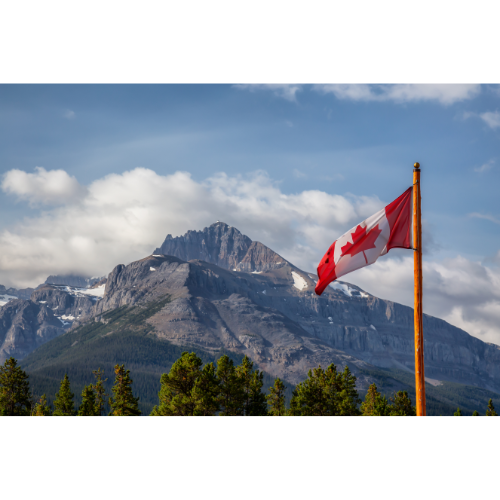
[413,162,426,416]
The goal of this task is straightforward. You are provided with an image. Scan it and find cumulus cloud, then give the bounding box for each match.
[474,159,495,173]
[348,255,500,345]
[1,166,499,345]
[469,213,500,225]
[233,84,302,102]
[314,84,481,105]
[1,167,87,206]
[0,167,382,288]
[480,111,500,129]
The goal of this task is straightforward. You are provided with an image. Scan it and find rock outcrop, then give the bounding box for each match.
[6,221,500,394]
[45,274,106,288]
[89,250,500,391]
[154,221,288,273]
[0,299,64,362]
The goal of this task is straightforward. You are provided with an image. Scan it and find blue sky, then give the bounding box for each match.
[1,84,499,259]
[0,84,499,343]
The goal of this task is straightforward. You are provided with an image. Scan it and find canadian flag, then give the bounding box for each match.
[315,187,413,296]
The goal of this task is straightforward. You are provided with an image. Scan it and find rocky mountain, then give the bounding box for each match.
[154,221,287,273]
[0,284,34,303]
[0,299,65,362]
[45,274,106,288]
[0,282,106,362]
[7,221,500,406]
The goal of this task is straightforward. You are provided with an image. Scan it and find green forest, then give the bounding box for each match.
[1,354,498,416]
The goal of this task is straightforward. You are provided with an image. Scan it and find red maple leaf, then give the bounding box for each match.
[340,224,382,264]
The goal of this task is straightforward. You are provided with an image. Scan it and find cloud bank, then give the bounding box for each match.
[314,84,481,105]
[2,167,87,206]
[1,167,499,345]
[235,84,482,105]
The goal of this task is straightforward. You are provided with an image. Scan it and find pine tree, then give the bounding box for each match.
[390,391,416,416]
[216,355,244,416]
[267,378,287,416]
[472,410,479,416]
[193,362,220,416]
[33,394,51,416]
[109,364,141,416]
[337,366,361,416]
[288,363,360,416]
[486,399,498,416]
[361,383,391,416]
[0,357,31,416]
[235,356,267,416]
[247,370,268,416]
[53,374,75,416]
[78,384,98,416]
[151,352,209,416]
[454,407,462,416]
[92,368,108,416]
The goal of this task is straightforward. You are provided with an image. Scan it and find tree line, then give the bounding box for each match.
[0,354,497,416]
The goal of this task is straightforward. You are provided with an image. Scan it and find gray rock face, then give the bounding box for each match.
[88,250,500,392]
[154,221,287,272]
[0,299,64,362]
[45,274,106,288]
[30,285,99,326]
[7,222,500,394]
[0,284,34,300]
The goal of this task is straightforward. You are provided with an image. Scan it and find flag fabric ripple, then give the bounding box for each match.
[315,187,413,296]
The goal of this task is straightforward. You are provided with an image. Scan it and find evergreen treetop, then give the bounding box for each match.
[216,355,244,416]
[0,357,31,416]
[288,364,360,416]
[390,391,416,416]
[267,378,287,416]
[53,374,75,416]
[486,399,498,416]
[78,384,99,416]
[236,356,267,416]
[151,351,210,416]
[360,383,391,416]
[92,368,108,416]
[109,364,141,416]
[33,394,51,416]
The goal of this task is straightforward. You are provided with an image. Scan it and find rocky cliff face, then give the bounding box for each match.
[6,221,500,394]
[0,299,64,362]
[0,284,34,301]
[45,274,106,288]
[0,282,106,360]
[88,247,500,391]
[154,221,287,273]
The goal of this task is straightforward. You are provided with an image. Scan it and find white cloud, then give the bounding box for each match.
[314,84,481,105]
[474,159,495,173]
[233,84,302,102]
[480,111,500,129]
[0,167,382,289]
[469,213,500,225]
[1,167,87,206]
[63,109,76,119]
[292,168,306,179]
[1,166,499,346]
[347,255,500,345]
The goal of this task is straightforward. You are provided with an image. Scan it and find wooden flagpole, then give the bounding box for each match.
[413,162,426,415]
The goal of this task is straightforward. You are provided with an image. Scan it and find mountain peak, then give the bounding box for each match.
[154,223,287,273]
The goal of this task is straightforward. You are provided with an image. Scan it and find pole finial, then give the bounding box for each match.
[414,162,420,169]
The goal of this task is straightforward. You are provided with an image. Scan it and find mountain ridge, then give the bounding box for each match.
[3,221,500,398]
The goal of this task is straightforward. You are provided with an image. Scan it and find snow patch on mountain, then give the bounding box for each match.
[291,271,308,291]
[0,294,17,307]
[51,284,105,299]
